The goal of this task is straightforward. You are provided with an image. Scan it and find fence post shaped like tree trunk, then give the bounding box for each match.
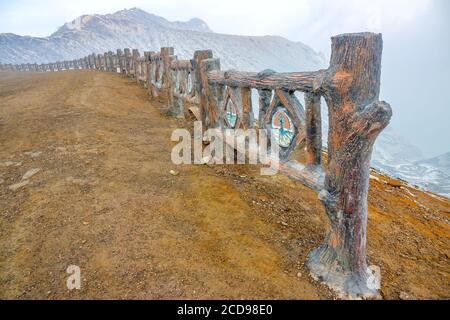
[304,92,322,167]
[161,47,174,89]
[167,55,182,117]
[306,32,392,299]
[193,50,213,126]
[201,58,221,128]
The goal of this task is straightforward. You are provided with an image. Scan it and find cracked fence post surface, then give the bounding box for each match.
[306,33,392,299]
[305,92,322,167]
[193,50,213,126]
[160,47,174,90]
[201,58,221,128]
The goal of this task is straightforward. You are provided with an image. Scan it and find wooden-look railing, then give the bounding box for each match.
[0,32,392,299]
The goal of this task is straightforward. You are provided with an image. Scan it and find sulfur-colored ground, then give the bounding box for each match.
[0,70,448,299]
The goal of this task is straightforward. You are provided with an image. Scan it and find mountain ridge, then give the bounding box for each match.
[51,8,213,36]
[0,7,325,72]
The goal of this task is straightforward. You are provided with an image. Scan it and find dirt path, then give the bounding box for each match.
[0,71,449,299]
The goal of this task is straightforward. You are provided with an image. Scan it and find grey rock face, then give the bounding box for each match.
[0,8,325,72]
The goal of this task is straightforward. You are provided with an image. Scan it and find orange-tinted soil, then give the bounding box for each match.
[0,71,448,299]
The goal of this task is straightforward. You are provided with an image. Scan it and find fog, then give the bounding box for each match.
[1,0,448,157]
[380,1,450,158]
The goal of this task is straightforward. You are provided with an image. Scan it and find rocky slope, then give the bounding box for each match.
[371,132,450,197]
[417,152,450,176]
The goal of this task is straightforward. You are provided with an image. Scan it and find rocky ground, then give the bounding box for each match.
[0,70,448,299]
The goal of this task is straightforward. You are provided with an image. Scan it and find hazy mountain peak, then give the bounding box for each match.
[51,8,212,38]
[172,17,212,33]
[117,7,144,14]
[59,15,95,33]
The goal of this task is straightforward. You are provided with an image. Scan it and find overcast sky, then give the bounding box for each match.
[0,0,448,157]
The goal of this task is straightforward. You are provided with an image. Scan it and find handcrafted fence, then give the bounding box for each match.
[1,32,392,299]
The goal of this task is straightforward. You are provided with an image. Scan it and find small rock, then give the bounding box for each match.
[9,180,30,191]
[296,272,302,278]
[66,177,86,185]
[2,161,16,167]
[22,168,41,180]
[2,161,22,167]
[399,291,414,300]
[170,170,179,176]
[387,178,402,188]
[82,221,89,226]
[280,221,288,227]
[25,151,42,158]
[200,156,210,165]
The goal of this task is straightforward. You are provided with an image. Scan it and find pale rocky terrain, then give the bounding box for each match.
[0,8,325,72]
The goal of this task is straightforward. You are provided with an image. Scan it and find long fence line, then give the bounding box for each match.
[0,32,392,299]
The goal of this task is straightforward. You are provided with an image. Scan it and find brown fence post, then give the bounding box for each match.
[116,49,122,73]
[200,58,221,128]
[132,49,140,81]
[193,50,213,126]
[105,52,110,72]
[240,87,253,129]
[143,51,151,88]
[160,47,174,89]
[124,49,131,75]
[88,54,93,69]
[159,47,175,114]
[167,55,179,116]
[131,49,138,78]
[257,89,272,128]
[167,56,183,117]
[94,55,98,70]
[307,32,392,299]
[304,93,322,167]
[148,52,158,97]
